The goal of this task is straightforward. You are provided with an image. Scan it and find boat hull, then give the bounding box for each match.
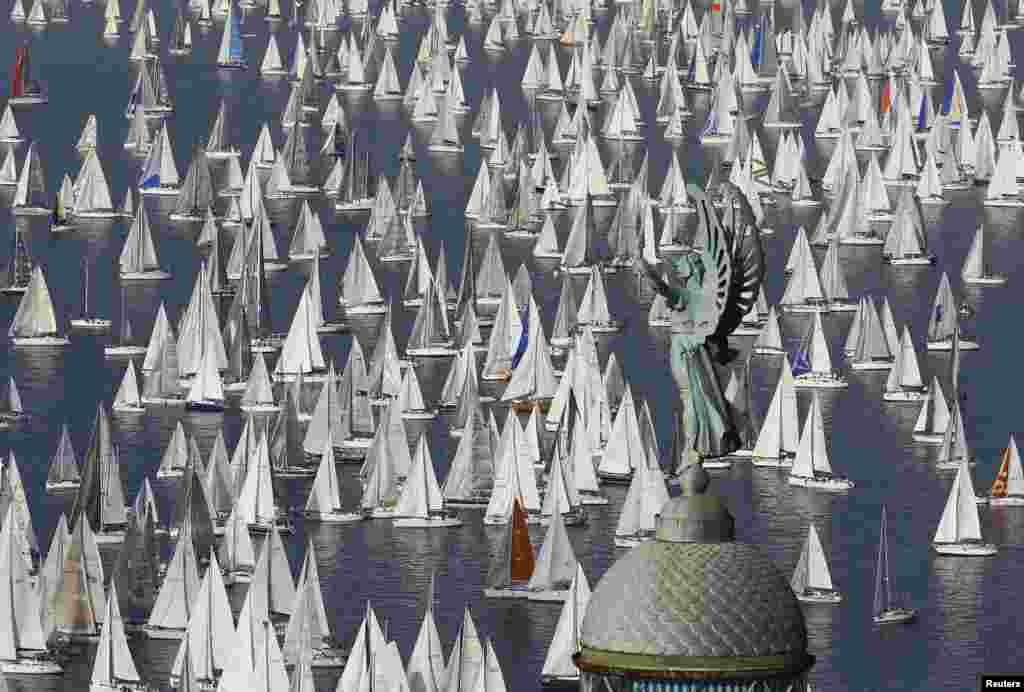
[849,359,894,371]
[794,376,848,389]
[392,516,464,528]
[963,275,1007,286]
[143,625,186,640]
[926,339,979,351]
[987,496,1024,506]
[406,346,458,357]
[482,586,532,599]
[788,475,855,491]
[932,542,997,556]
[185,400,226,412]
[121,271,172,281]
[70,318,112,331]
[527,588,571,602]
[883,389,926,403]
[796,590,842,604]
[239,403,281,413]
[113,404,146,413]
[912,432,945,444]
[401,409,437,420]
[751,456,794,468]
[873,608,918,625]
[45,480,80,493]
[614,535,652,548]
[596,471,633,485]
[138,186,181,197]
[304,511,364,523]
[104,345,148,358]
[1,658,63,675]
[11,336,70,347]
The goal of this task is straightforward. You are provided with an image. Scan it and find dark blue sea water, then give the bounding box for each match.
[2,0,1024,690]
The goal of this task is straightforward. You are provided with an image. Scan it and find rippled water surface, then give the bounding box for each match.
[2,1,1024,690]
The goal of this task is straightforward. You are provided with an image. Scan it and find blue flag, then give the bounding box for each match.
[511,307,529,370]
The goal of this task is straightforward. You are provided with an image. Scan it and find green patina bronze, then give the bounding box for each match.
[637,183,765,467]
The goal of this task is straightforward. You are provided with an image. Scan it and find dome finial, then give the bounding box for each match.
[656,459,734,543]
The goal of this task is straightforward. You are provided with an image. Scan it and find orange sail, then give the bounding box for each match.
[990,446,1011,498]
[509,498,535,584]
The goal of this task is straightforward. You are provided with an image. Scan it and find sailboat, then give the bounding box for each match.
[70,261,111,332]
[8,45,47,105]
[185,349,225,411]
[540,563,589,685]
[484,499,536,598]
[0,506,62,674]
[89,583,144,692]
[791,524,842,603]
[961,225,1006,285]
[613,453,669,548]
[981,436,1024,505]
[0,377,25,429]
[872,507,917,624]
[932,460,997,556]
[913,376,951,443]
[2,225,32,296]
[120,206,171,279]
[304,429,362,523]
[12,142,50,215]
[527,512,578,601]
[105,289,147,358]
[216,1,247,69]
[393,435,463,527]
[926,273,978,351]
[788,393,854,491]
[46,423,81,492]
[791,312,846,389]
[9,266,70,346]
[112,360,145,413]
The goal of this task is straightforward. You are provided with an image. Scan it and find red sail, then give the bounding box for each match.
[509,498,535,584]
[11,47,25,99]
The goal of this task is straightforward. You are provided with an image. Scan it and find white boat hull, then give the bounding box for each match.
[752,456,794,468]
[883,389,926,403]
[406,346,457,357]
[794,375,848,389]
[796,590,842,604]
[614,535,652,548]
[46,480,80,492]
[392,516,464,528]
[142,397,186,406]
[121,271,172,281]
[138,186,180,197]
[887,255,936,265]
[70,318,112,331]
[143,625,186,640]
[527,589,570,602]
[1,658,63,675]
[401,410,437,420]
[239,403,281,413]
[963,275,1007,286]
[753,346,786,356]
[11,336,70,347]
[94,530,126,544]
[926,339,979,351]
[482,586,532,599]
[849,359,894,371]
[304,511,364,523]
[987,496,1024,506]
[873,608,918,625]
[932,542,997,556]
[113,404,146,413]
[788,475,855,491]
[104,345,147,358]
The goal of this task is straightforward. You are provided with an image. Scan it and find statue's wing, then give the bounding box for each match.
[712,182,766,341]
[687,185,731,339]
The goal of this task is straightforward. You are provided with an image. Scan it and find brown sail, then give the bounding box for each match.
[509,498,535,584]
[990,446,1011,498]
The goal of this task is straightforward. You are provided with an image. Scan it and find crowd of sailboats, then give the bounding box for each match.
[5,0,1024,680]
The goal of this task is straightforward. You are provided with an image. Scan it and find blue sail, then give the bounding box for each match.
[229,8,243,62]
[141,173,160,189]
[942,84,953,115]
[751,21,764,67]
[792,350,812,377]
[511,308,529,369]
[917,96,928,131]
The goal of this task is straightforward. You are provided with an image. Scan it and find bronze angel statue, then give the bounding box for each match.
[637,183,765,465]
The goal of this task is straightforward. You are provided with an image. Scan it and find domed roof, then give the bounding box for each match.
[576,465,813,680]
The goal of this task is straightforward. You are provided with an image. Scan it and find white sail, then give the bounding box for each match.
[540,564,589,680]
[934,461,984,543]
[791,524,835,592]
